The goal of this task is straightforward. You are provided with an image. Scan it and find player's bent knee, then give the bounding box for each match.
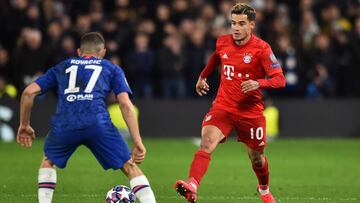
[40,156,55,168]
[200,127,223,153]
[199,142,216,153]
[248,148,265,167]
[252,158,264,168]
[249,153,265,168]
[122,160,143,179]
[199,135,217,153]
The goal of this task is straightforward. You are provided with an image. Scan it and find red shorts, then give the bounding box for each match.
[202,109,266,150]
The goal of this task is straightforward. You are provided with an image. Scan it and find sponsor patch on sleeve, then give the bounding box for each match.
[270,52,281,68]
[271,63,281,68]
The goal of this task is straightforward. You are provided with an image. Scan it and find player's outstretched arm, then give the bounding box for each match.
[17,82,41,148]
[117,92,146,164]
[196,52,220,96]
[199,52,221,79]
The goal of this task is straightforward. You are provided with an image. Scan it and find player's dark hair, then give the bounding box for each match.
[230,3,256,21]
[80,32,105,53]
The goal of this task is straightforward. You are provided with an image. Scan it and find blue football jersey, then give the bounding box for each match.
[35,56,132,130]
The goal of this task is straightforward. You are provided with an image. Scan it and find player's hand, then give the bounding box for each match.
[196,77,210,96]
[132,142,146,164]
[17,125,35,148]
[241,80,260,94]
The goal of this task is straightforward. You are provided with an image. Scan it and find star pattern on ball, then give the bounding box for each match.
[118,188,131,200]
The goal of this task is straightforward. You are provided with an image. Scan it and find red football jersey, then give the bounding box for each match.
[211,34,283,118]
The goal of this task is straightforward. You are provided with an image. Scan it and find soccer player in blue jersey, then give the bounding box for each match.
[16,32,156,203]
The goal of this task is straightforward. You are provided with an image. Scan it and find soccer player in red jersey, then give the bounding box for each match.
[175,3,286,203]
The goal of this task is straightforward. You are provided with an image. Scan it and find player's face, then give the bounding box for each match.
[231,14,255,42]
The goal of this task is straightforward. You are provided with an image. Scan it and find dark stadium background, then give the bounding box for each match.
[0,1,359,202]
[1,0,359,138]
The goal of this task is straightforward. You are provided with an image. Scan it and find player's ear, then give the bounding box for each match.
[99,48,106,58]
[77,48,82,57]
[249,21,256,30]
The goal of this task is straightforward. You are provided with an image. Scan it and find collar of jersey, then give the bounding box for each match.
[231,34,254,48]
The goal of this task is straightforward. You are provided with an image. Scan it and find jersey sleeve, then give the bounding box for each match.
[34,67,57,93]
[200,51,221,78]
[257,72,286,89]
[260,45,283,77]
[111,65,133,96]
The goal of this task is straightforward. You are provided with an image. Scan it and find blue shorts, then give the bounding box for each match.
[44,123,131,170]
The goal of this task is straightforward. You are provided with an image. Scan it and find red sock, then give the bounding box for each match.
[188,150,211,185]
[252,157,269,186]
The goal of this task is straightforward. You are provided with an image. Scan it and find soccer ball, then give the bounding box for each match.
[105,185,136,203]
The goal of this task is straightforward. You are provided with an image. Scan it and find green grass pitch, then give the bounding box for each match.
[1,138,359,203]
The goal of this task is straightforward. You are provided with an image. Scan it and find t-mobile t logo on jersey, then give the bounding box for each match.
[223,65,234,80]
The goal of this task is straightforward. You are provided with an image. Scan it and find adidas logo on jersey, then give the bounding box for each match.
[258,141,265,146]
[205,115,212,122]
[222,53,228,59]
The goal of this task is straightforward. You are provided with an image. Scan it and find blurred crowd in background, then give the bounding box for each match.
[1,0,360,101]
